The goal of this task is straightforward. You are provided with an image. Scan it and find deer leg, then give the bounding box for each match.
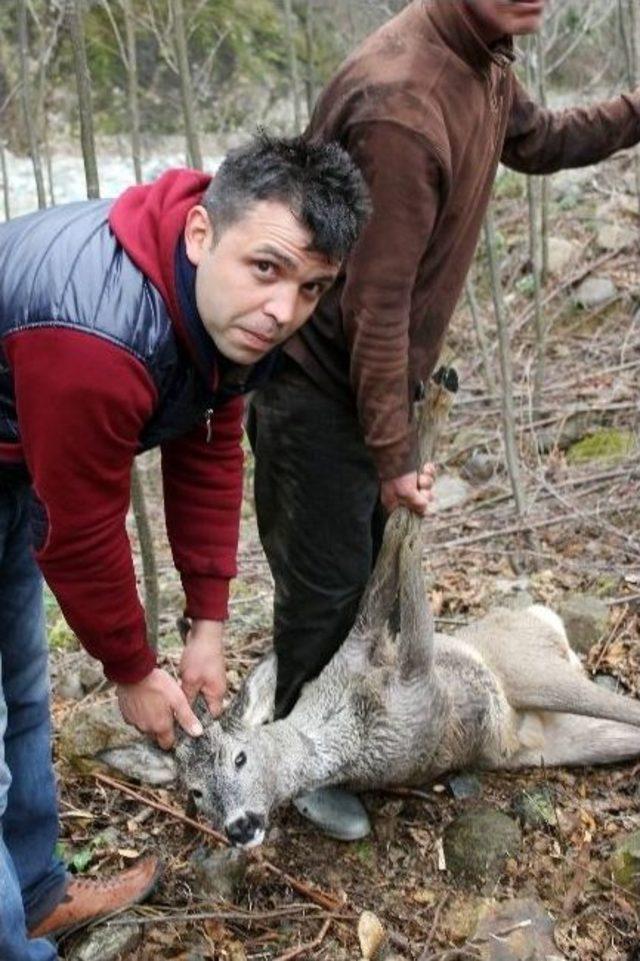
[505,712,640,768]
[354,508,411,634]
[397,520,434,680]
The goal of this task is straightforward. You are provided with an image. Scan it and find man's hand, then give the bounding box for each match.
[179,618,227,716]
[116,668,204,750]
[380,462,436,516]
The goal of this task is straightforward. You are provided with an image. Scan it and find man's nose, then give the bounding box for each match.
[225,812,265,846]
[264,286,299,328]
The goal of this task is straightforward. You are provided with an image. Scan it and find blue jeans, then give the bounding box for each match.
[0,480,66,961]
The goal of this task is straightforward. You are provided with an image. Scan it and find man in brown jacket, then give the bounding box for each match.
[247,0,640,837]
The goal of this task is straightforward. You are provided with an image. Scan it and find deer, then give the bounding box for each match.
[176,369,640,849]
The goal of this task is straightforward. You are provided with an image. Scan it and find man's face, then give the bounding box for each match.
[184,200,339,365]
[467,0,548,40]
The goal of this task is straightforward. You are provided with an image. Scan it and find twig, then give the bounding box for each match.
[433,504,640,553]
[272,917,333,961]
[417,894,450,960]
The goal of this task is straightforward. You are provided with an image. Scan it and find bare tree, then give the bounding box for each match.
[0,141,10,220]
[99,0,143,183]
[67,0,99,199]
[618,0,640,217]
[171,0,203,169]
[525,40,546,414]
[18,0,46,208]
[283,0,303,131]
[483,209,533,569]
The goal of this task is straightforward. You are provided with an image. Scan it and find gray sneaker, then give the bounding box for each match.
[293,787,371,840]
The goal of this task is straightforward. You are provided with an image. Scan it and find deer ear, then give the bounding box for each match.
[222,652,277,731]
[193,694,217,729]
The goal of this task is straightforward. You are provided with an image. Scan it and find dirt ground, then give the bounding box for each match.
[52,151,639,960]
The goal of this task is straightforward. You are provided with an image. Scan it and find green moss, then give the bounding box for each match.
[567,429,637,466]
[610,832,640,892]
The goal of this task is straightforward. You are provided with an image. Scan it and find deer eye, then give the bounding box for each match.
[234,751,247,770]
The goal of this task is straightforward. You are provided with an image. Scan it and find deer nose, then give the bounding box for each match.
[225,812,265,847]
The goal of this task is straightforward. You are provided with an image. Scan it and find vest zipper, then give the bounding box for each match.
[204,408,214,443]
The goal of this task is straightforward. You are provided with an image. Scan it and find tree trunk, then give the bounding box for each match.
[18,0,47,209]
[123,0,143,184]
[131,461,160,651]
[0,142,10,221]
[67,0,100,199]
[465,276,492,397]
[283,0,302,132]
[526,40,545,414]
[43,111,55,206]
[535,29,549,281]
[483,209,533,571]
[171,0,203,169]
[618,0,640,217]
[303,0,316,120]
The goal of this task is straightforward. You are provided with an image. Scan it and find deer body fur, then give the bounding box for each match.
[176,378,640,848]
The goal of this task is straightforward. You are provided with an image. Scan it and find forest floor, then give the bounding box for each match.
[50,149,639,961]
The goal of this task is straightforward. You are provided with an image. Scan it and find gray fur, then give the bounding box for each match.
[175,382,640,846]
[175,517,640,846]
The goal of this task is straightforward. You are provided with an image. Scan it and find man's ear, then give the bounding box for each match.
[184,205,214,266]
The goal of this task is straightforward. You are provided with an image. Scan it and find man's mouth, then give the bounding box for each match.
[237,327,276,351]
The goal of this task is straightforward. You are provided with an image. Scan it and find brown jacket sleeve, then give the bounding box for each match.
[502,79,640,175]
[341,121,442,480]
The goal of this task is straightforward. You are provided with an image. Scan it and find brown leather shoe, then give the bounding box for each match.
[29,855,162,939]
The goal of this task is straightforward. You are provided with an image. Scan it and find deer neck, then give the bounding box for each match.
[261,708,362,805]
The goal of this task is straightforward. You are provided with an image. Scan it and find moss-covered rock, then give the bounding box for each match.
[567,428,636,466]
[443,807,522,887]
[610,831,640,892]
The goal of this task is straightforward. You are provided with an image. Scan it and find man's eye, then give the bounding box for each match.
[255,261,275,276]
[303,283,324,299]
[235,751,247,769]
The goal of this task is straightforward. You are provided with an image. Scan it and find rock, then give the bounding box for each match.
[442,807,522,887]
[610,830,640,893]
[56,670,84,701]
[79,656,104,692]
[512,786,557,830]
[68,920,142,961]
[502,591,535,612]
[594,673,622,693]
[98,743,177,786]
[470,897,565,960]
[59,700,140,762]
[448,773,483,801]
[558,595,609,654]
[432,474,472,512]
[596,222,637,252]
[190,847,248,902]
[573,276,617,309]
[460,452,496,485]
[567,428,636,467]
[493,578,534,611]
[546,237,580,276]
[358,911,387,960]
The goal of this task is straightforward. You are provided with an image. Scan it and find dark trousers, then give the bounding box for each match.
[247,358,386,719]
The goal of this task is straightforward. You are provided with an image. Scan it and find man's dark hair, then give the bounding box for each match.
[203,132,370,262]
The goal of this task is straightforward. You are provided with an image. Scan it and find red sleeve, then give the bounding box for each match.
[161,394,244,621]
[5,328,159,684]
